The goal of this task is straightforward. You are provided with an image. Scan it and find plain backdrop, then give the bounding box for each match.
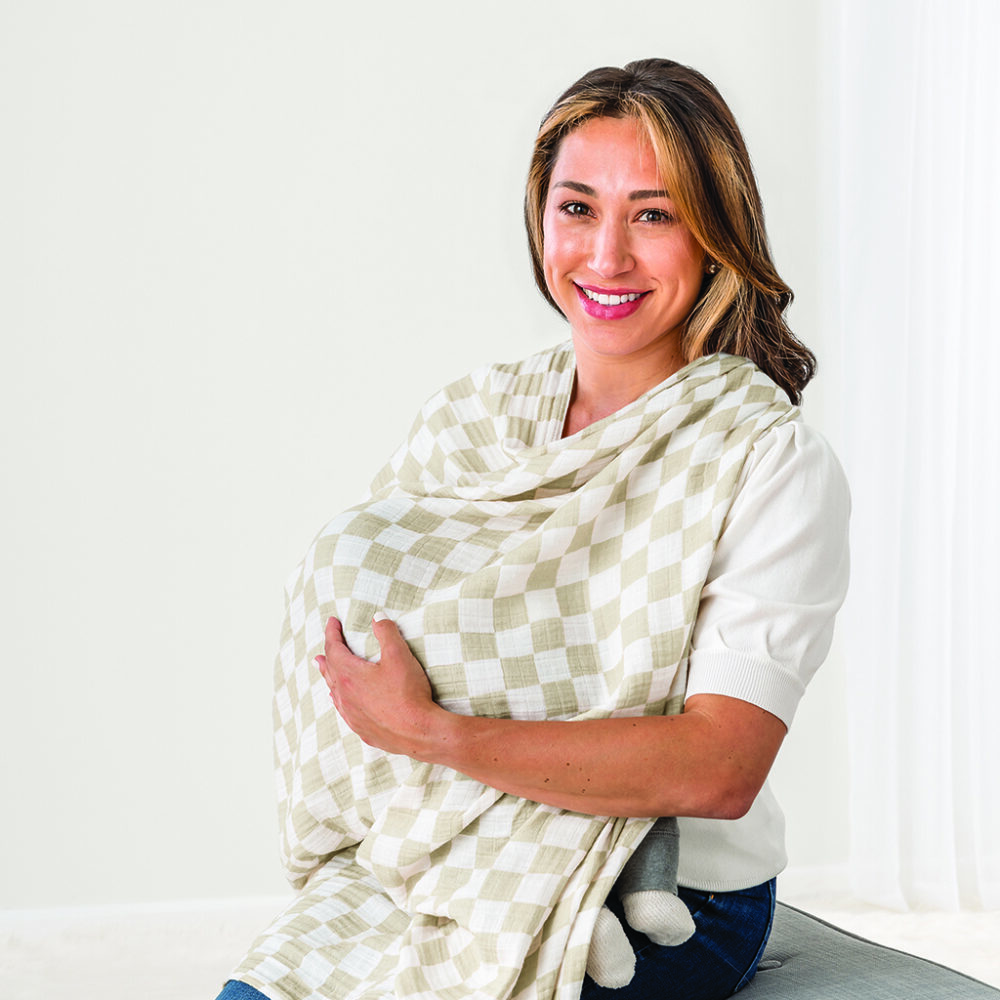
[0,0,847,909]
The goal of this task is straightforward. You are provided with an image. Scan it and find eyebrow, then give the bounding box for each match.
[552,181,671,200]
[553,181,597,196]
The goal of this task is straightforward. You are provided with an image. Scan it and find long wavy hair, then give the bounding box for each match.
[524,58,815,404]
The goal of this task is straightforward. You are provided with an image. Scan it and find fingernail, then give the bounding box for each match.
[372,611,388,623]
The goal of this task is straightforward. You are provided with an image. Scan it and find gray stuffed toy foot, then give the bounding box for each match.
[586,816,696,988]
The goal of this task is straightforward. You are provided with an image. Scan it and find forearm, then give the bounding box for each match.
[321,617,786,821]
[414,696,784,820]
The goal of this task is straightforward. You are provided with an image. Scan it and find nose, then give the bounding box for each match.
[588,218,633,277]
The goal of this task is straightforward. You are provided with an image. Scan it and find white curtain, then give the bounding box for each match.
[829,0,1000,909]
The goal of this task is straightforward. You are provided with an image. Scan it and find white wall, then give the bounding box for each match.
[0,0,844,908]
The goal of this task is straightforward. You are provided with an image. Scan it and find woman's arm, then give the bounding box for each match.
[317,615,786,820]
[318,420,847,822]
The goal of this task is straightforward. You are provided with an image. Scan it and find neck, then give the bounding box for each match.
[563,337,688,436]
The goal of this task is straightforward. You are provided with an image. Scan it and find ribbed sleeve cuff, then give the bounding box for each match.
[684,649,805,728]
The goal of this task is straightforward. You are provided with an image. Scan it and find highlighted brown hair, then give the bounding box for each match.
[524,58,815,404]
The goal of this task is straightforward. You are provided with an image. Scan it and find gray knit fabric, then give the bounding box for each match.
[616,816,680,897]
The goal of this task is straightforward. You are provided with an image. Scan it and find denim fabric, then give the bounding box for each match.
[216,879,775,1000]
[581,878,777,1000]
[215,980,270,1000]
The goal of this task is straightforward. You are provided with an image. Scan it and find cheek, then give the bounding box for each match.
[542,251,568,309]
[679,230,707,275]
[542,217,582,278]
[541,220,569,293]
[656,238,704,289]
[541,213,558,264]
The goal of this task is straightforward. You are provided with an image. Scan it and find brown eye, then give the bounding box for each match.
[637,208,674,224]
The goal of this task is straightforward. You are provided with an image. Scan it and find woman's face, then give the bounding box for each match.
[542,116,706,366]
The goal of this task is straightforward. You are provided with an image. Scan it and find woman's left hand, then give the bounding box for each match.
[316,615,444,758]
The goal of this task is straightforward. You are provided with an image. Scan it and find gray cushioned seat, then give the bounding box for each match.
[738,903,1000,998]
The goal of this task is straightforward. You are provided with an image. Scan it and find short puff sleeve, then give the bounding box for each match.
[684,418,850,728]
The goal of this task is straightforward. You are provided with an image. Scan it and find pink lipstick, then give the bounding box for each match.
[574,283,649,320]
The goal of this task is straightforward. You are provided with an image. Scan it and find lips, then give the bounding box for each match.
[574,283,649,319]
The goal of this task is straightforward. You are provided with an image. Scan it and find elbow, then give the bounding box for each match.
[685,773,762,821]
[707,787,756,821]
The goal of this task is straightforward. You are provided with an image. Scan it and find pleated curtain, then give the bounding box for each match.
[827,0,1000,909]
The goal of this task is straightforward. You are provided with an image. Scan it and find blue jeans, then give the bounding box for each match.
[581,878,777,1000]
[215,983,268,1000]
[216,878,775,1000]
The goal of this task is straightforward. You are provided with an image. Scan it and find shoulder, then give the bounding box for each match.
[735,415,851,518]
[680,354,800,451]
[686,413,851,728]
[722,416,851,599]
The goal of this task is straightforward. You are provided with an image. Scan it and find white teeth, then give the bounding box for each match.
[582,288,641,305]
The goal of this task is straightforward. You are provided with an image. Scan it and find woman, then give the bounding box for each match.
[221,58,849,1000]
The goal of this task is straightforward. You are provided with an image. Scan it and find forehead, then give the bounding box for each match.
[550,116,663,190]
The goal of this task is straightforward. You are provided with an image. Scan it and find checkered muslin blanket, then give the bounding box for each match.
[233,344,795,1000]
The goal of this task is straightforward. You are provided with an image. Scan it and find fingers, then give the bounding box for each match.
[322,614,396,658]
[370,611,402,655]
[315,653,331,685]
[317,617,346,702]
[317,614,389,691]
[324,615,347,653]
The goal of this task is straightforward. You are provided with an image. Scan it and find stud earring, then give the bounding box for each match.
[705,261,721,275]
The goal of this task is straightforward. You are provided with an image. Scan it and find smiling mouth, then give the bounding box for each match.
[577,286,648,306]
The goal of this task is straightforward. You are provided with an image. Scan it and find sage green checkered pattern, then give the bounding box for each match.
[233,345,795,1000]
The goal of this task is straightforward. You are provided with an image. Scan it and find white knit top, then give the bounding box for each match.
[678,417,851,890]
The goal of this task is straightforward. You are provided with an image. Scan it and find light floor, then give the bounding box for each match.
[2,886,998,999]
[778,881,1000,991]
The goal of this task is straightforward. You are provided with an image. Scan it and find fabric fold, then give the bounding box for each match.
[233,344,796,1000]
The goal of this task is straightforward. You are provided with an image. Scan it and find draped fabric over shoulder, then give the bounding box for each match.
[232,344,796,1000]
